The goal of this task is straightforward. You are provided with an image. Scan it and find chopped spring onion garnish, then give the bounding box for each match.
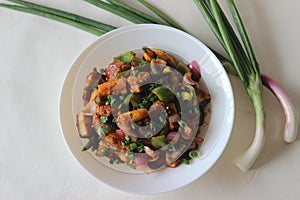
[100,116,109,124]
[189,150,200,159]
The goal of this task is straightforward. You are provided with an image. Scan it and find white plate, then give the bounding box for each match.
[59,24,234,195]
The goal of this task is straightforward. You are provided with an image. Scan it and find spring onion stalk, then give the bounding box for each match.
[0,3,105,36]
[261,74,298,143]
[210,49,238,75]
[105,0,167,25]
[137,0,186,31]
[7,0,116,32]
[195,0,266,172]
[84,0,151,24]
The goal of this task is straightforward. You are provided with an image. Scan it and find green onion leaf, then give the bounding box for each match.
[189,150,200,159]
[129,142,137,151]
[0,3,105,36]
[100,116,109,124]
[182,158,190,165]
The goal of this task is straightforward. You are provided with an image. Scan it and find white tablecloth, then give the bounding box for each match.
[1,0,299,199]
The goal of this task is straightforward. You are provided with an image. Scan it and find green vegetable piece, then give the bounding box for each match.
[106,95,116,105]
[126,151,135,160]
[199,106,205,126]
[96,123,116,136]
[99,68,105,74]
[179,144,187,152]
[126,93,142,108]
[121,141,127,146]
[137,145,144,152]
[189,150,200,159]
[116,51,135,63]
[118,95,125,101]
[95,97,102,104]
[100,116,109,124]
[102,148,110,156]
[177,120,187,128]
[130,70,138,76]
[125,134,131,142]
[117,103,124,109]
[149,95,158,103]
[133,57,147,65]
[175,61,190,75]
[136,139,143,145]
[151,135,167,149]
[129,143,137,151]
[145,132,153,139]
[151,86,175,104]
[182,158,190,165]
[162,66,172,74]
[115,69,130,78]
[109,157,116,164]
[81,136,100,152]
[181,91,193,101]
[116,51,146,65]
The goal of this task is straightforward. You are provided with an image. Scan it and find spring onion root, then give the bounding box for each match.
[261,74,298,143]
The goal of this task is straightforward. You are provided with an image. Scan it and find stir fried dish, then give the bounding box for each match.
[76,47,211,172]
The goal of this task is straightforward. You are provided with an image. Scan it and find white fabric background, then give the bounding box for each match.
[0,0,300,199]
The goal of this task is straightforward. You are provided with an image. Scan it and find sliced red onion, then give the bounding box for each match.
[179,126,193,140]
[183,72,197,85]
[135,163,152,172]
[131,61,140,67]
[155,58,167,66]
[144,146,160,161]
[115,129,125,140]
[134,153,148,166]
[187,60,201,81]
[261,74,298,143]
[139,126,150,136]
[194,137,204,143]
[84,102,96,114]
[168,113,180,123]
[166,151,181,165]
[166,131,180,144]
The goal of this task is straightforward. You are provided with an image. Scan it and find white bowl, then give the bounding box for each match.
[59,24,234,195]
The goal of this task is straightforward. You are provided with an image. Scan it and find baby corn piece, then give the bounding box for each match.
[97,78,119,97]
[117,109,149,124]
